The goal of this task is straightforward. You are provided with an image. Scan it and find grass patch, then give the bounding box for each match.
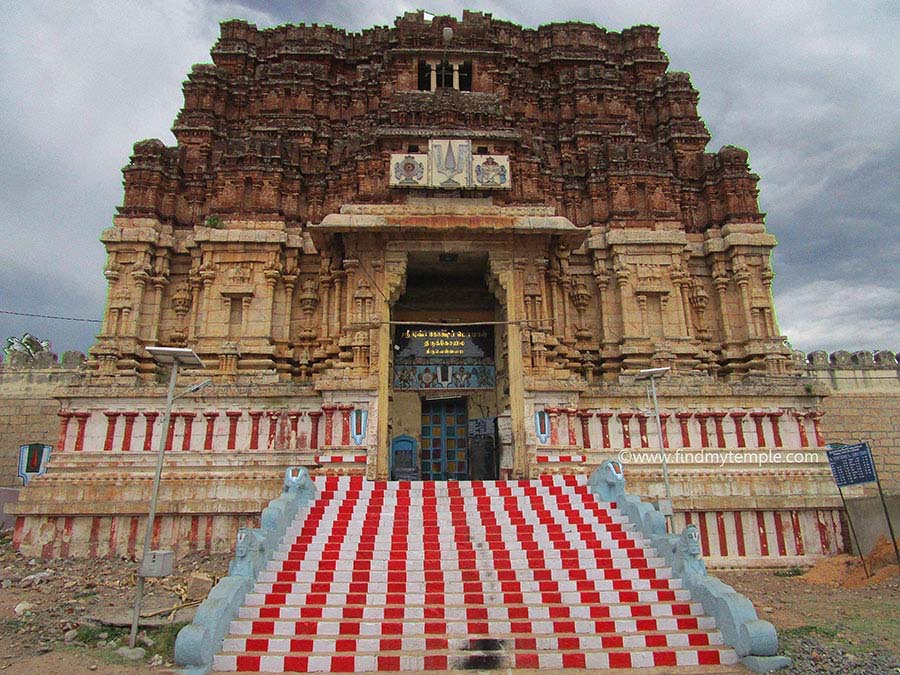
[75,624,128,644]
[144,621,189,660]
[774,566,805,577]
[781,625,840,641]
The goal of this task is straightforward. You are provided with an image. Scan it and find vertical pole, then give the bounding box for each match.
[129,359,179,647]
[837,485,869,578]
[649,375,674,533]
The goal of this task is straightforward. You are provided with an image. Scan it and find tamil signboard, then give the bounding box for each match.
[393,325,495,390]
[826,442,877,488]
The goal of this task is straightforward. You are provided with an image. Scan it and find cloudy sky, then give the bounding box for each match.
[1,0,897,357]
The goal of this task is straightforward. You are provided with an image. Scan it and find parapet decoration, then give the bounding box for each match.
[798,349,899,369]
[2,333,86,370]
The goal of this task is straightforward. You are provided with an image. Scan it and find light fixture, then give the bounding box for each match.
[129,347,206,647]
[635,367,674,532]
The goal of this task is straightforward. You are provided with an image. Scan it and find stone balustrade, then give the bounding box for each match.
[54,403,368,454]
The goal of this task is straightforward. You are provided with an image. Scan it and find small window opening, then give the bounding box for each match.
[436,60,453,89]
[476,146,489,154]
[459,61,473,91]
[408,144,420,153]
[417,60,431,91]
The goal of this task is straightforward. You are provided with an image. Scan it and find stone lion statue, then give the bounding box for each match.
[228,528,267,579]
[589,459,626,502]
[673,524,707,579]
[283,466,314,496]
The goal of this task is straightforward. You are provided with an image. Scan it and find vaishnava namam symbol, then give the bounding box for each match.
[434,140,464,187]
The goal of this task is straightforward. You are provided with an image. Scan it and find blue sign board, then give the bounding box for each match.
[826,442,877,487]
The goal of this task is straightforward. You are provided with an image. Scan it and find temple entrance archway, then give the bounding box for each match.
[388,250,504,481]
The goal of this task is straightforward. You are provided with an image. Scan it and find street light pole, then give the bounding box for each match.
[129,347,206,648]
[637,367,674,532]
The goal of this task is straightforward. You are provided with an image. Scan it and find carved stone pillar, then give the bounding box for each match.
[577,410,592,449]
[547,408,560,445]
[696,412,710,448]
[165,414,177,452]
[309,410,322,450]
[332,274,345,339]
[73,412,90,452]
[249,411,263,450]
[711,412,727,448]
[592,258,611,345]
[339,405,354,446]
[267,412,280,449]
[203,412,218,451]
[635,413,649,448]
[565,408,578,446]
[142,412,159,452]
[733,261,755,339]
[181,413,196,451]
[808,412,825,447]
[57,411,73,452]
[794,412,809,448]
[658,413,670,448]
[226,411,242,450]
[767,411,784,448]
[672,264,693,338]
[103,412,119,452]
[730,412,747,448]
[322,405,337,447]
[121,412,138,452]
[597,412,613,449]
[618,412,633,449]
[750,412,767,447]
[676,412,692,447]
[712,262,731,343]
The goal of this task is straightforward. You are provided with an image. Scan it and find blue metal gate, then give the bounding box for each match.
[420,398,468,480]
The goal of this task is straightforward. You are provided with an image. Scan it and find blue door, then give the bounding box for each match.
[390,435,418,480]
[420,398,468,480]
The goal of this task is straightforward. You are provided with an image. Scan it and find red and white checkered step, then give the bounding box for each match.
[213,474,738,672]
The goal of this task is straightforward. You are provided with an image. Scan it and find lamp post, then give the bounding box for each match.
[129,347,208,648]
[635,367,673,532]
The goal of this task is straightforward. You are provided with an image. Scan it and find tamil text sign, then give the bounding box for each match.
[826,442,877,488]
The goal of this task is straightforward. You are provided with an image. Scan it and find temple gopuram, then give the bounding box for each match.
[10,11,847,568]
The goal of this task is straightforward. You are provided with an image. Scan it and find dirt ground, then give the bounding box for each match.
[0,530,897,674]
[720,538,900,673]
[0,530,230,674]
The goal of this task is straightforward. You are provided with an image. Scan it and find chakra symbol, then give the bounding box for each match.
[394,155,424,184]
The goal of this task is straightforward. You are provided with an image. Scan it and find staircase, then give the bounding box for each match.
[213,475,739,672]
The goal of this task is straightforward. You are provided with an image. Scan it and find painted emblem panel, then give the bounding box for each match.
[473,155,510,188]
[18,443,52,485]
[389,153,428,187]
[389,139,510,190]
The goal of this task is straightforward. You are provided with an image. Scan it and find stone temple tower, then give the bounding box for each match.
[11,12,841,569]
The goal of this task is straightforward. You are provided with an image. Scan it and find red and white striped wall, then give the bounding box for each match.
[53,401,370,454]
